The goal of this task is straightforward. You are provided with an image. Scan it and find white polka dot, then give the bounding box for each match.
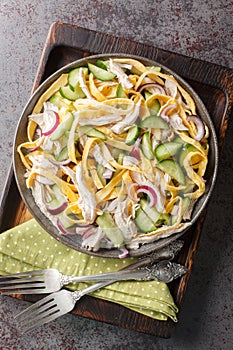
[12,263,15,266]
[54,243,58,247]
[54,262,58,265]
[146,294,150,297]
[38,250,42,254]
[35,262,38,265]
[147,300,151,304]
[18,249,22,253]
[62,259,66,262]
[26,246,30,249]
[38,231,42,235]
[71,255,74,259]
[160,303,164,307]
[149,284,153,288]
[34,243,38,246]
[33,223,37,227]
[115,264,118,267]
[6,244,10,248]
[2,236,6,240]
[150,311,154,315]
[102,259,106,263]
[134,297,138,301]
[18,230,21,233]
[94,263,98,267]
[46,247,50,250]
[58,251,62,254]
[42,240,46,243]
[154,290,158,293]
[50,255,54,258]
[14,241,17,245]
[22,238,25,242]
[26,227,30,231]
[10,252,14,256]
[159,297,163,300]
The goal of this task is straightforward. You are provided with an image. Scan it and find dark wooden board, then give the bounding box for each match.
[1,22,233,338]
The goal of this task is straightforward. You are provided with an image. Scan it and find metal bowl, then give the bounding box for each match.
[13,54,218,258]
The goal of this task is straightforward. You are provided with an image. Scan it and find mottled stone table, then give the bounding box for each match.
[0,1,232,349]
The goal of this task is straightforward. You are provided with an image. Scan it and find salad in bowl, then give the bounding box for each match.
[14,54,217,258]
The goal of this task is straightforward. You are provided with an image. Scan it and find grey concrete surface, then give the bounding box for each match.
[0,1,232,349]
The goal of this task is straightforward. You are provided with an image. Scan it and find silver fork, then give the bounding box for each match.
[0,240,184,294]
[15,260,187,333]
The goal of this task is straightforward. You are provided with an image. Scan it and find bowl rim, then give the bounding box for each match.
[13,53,219,258]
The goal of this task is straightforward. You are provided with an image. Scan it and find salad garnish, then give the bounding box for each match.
[18,57,209,255]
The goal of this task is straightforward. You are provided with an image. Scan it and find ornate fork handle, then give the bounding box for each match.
[60,240,185,286]
[60,259,187,284]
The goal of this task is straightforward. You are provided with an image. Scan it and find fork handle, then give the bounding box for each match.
[67,260,187,284]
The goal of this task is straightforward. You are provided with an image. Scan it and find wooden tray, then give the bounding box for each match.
[1,22,233,338]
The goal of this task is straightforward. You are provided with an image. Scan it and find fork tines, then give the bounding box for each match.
[15,294,62,333]
[0,270,46,294]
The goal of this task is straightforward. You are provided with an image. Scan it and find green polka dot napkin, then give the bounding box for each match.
[0,219,178,322]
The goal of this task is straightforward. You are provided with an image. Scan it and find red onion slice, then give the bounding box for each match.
[42,110,60,136]
[129,135,142,160]
[138,83,166,95]
[57,218,77,235]
[102,168,113,179]
[46,201,68,215]
[136,185,158,207]
[118,247,129,259]
[187,115,205,141]
[160,104,177,122]
[82,226,96,240]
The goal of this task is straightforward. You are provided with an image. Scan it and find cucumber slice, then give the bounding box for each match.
[125,125,140,145]
[141,115,169,129]
[59,85,85,101]
[116,83,128,98]
[118,152,125,165]
[141,132,154,160]
[55,147,69,162]
[88,63,116,81]
[157,159,186,185]
[96,59,108,70]
[50,112,74,141]
[173,136,185,144]
[155,141,182,161]
[49,94,71,108]
[179,143,199,166]
[68,67,88,91]
[135,208,157,232]
[79,126,106,140]
[96,212,124,247]
[140,199,160,223]
[171,197,191,225]
[96,164,107,186]
[147,99,161,115]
